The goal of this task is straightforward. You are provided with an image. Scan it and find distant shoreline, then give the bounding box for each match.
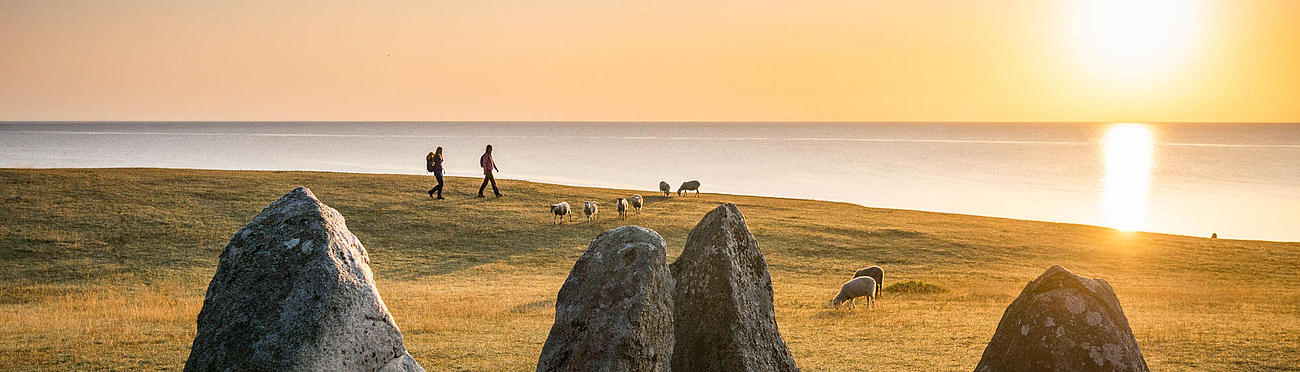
[4,166,1288,243]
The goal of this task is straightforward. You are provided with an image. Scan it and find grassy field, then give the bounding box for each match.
[0,168,1297,371]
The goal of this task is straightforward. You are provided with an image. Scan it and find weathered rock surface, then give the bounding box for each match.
[670,203,799,372]
[537,226,675,372]
[975,265,1148,372]
[184,187,423,372]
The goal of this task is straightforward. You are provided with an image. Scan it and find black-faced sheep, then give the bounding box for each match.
[830,276,877,309]
[853,266,884,297]
[659,181,671,197]
[616,198,629,219]
[549,202,572,224]
[677,180,701,197]
[583,201,598,221]
[630,195,643,214]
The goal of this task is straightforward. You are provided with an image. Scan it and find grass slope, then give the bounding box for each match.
[0,168,1296,370]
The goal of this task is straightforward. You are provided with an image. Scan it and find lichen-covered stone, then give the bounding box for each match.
[184,187,423,372]
[537,226,675,372]
[975,265,1148,372]
[670,204,799,372]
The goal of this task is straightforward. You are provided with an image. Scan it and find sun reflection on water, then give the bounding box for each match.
[1101,123,1155,231]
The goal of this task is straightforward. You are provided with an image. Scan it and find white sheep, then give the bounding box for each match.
[678,180,701,197]
[630,195,643,214]
[829,276,877,309]
[549,202,572,224]
[659,181,671,197]
[616,198,629,219]
[583,201,599,221]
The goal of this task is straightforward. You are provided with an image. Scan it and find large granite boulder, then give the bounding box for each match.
[975,265,1148,372]
[670,203,799,372]
[185,187,423,372]
[537,226,675,372]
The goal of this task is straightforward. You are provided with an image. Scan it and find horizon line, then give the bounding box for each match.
[3,120,1298,125]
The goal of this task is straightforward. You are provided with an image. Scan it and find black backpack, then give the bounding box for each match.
[425,154,436,172]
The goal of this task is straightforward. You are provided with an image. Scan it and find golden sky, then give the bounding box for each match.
[1,0,1297,122]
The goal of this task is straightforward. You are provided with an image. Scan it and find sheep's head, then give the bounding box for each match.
[827,297,843,308]
[828,294,847,308]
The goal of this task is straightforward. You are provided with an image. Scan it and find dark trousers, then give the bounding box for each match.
[479,171,500,196]
[429,169,444,197]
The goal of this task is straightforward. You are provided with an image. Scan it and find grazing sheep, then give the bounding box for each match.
[830,276,877,309]
[677,180,701,197]
[630,195,643,214]
[852,266,885,297]
[583,201,599,221]
[549,202,572,224]
[616,198,629,219]
[659,181,671,197]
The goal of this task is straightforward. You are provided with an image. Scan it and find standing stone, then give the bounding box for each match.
[185,187,423,372]
[670,203,799,372]
[975,265,1149,372]
[537,226,675,372]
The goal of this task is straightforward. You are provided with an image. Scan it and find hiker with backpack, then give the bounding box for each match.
[426,147,444,199]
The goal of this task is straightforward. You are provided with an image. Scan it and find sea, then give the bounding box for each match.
[2,122,1296,241]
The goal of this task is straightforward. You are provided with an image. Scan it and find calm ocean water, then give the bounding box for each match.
[2,122,1297,241]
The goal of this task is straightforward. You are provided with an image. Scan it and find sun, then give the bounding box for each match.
[1072,0,1204,80]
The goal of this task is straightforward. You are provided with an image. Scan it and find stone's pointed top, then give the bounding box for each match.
[703,203,743,221]
[1039,264,1076,280]
[263,186,322,213]
[289,185,313,197]
[595,225,666,249]
[681,203,751,252]
[975,265,1147,372]
[267,186,316,206]
[1026,265,1123,320]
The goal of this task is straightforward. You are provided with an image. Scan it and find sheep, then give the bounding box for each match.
[616,198,629,219]
[659,181,671,197]
[549,202,572,224]
[852,266,884,297]
[583,201,599,221]
[677,180,701,197]
[829,276,877,309]
[630,195,643,214]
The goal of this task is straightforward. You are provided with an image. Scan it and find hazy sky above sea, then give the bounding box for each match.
[2,1,1297,122]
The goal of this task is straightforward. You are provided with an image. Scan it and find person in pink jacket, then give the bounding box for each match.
[478,144,502,197]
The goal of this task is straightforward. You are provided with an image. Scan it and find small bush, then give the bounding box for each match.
[883,280,948,295]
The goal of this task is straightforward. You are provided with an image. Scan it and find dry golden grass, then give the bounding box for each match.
[0,168,1296,370]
